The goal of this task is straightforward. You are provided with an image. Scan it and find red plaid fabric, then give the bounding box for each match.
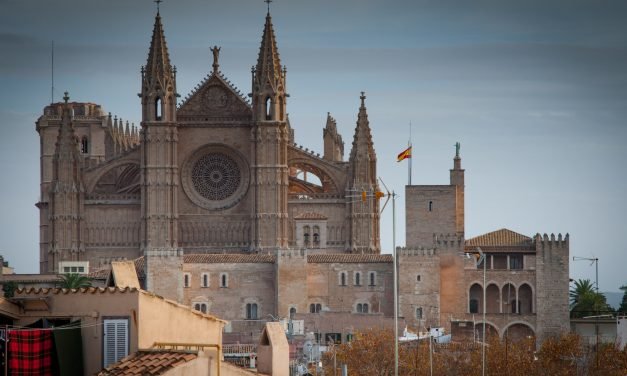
[8,329,54,375]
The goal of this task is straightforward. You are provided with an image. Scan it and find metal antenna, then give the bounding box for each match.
[154,0,162,13]
[265,0,272,13]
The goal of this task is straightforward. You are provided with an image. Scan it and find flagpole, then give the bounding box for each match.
[408,121,412,185]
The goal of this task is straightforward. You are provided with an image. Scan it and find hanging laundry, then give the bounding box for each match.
[8,329,54,376]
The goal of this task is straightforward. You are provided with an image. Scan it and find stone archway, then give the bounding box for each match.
[474,322,498,342]
[519,284,533,314]
[486,284,500,313]
[503,322,535,342]
[469,283,482,313]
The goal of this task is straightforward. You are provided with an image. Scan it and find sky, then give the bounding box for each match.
[0,0,626,291]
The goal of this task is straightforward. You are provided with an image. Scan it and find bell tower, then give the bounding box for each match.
[140,9,182,301]
[250,9,289,250]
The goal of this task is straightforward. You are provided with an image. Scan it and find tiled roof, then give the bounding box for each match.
[294,212,328,220]
[88,256,146,280]
[97,350,197,376]
[16,286,139,295]
[307,254,393,263]
[465,228,533,248]
[0,274,61,283]
[184,254,276,264]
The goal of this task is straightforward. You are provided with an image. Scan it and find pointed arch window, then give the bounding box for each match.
[265,97,272,120]
[155,97,163,121]
[80,137,89,154]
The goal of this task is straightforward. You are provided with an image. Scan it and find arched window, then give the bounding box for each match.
[316,304,322,313]
[416,307,423,319]
[194,303,201,311]
[340,272,346,286]
[184,273,190,288]
[363,303,369,313]
[80,137,89,154]
[356,304,363,313]
[200,304,207,314]
[303,226,311,247]
[155,97,163,120]
[313,226,320,246]
[428,201,433,212]
[202,273,209,288]
[416,275,421,282]
[310,304,315,313]
[469,283,482,313]
[220,273,228,288]
[289,307,296,319]
[354,272,361,286]
[246,303,258,319]
[265,97,272,120]
[369,272,376,286]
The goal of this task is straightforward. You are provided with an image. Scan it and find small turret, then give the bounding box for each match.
[323,112,344,162]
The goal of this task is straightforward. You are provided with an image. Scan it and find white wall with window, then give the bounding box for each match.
[59,261,89,274]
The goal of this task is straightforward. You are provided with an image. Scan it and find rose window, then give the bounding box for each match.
[191,153,241,201]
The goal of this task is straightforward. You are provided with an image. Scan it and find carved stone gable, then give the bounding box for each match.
[178,75,252,119]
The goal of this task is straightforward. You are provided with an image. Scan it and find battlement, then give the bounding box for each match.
[433,233,464,250]
[535,233,569,249]
[396,247,437,257]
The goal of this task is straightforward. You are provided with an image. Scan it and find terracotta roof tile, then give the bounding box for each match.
[307,254,393,263]
[465,228,533,248]
[97,350,198,376]
[15,286,139,295]
[184,254,276,263]
[294,212,328,220]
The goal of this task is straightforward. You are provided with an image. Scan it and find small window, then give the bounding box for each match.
[220,273,228,288]
[469,299,479,314]
[369,272,376,286]
[346,334,353,342]
[416,275,421,282]
[201,273,209,288]
[265,97,271,120]
[246,303,258,320]
[64,267,71,273]
[509,255,523,270]
[313,233,320,246]
[194,303,201,311]
[356,304,363,313]
[155,97,163,120]
[316,303,322,313]
[309,303,321,313]
[78,267,85,273]
[289,307,296,319]
[184,273,190,288]
[428,201,433,212]
[416,307,423,319]
[363,303,369,313]
[340,272,346,286]
[71,267,77,273]
[355,272,361,286]
[80,137,89,154]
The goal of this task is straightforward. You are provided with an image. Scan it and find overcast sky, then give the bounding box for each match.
[0,0,625,291]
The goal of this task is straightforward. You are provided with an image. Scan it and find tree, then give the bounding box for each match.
[570,279,613,318]
[619,284,627,313]
[2,281,17,298]
[58,273,92,289]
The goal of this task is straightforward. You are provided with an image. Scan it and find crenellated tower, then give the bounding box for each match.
[139,10,182,300]
[250,10,289,251]
[47,92,85,272]
[323,112,344,162]
[346,93,380,253]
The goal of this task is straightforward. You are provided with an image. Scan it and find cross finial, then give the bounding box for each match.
[63,91,69,103]
[154,0,162,13]
[265,0,272,14]
[360,91,366,107]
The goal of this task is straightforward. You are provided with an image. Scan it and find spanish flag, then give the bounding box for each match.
[397,146,412,162]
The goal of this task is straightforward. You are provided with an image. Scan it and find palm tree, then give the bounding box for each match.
[58,273,92,289]
[570,278,612,318]
[570,279,595,309]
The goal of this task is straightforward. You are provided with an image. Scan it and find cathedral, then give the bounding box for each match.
[34,8,570,345]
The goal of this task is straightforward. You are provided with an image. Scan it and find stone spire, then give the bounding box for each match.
[255,12,283,92]
[48,91,85,271]
[252,10,287,121]
[347,92,379,253]
[141,11,177,122]
[349,92,376,171]
[145,11,172,85]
